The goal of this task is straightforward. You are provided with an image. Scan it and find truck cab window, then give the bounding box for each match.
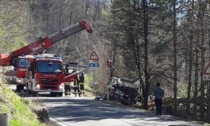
[17,58,27,68]
[37,61,62,73]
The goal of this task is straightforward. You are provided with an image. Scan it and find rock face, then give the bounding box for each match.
[31,107,50,123]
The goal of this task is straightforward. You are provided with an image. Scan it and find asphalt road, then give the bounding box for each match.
[7,84,201,126]
[36,95,200,126]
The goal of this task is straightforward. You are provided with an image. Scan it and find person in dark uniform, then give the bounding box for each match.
[73,75,80,96]
[79,72,85,94]
[154,82,164,115]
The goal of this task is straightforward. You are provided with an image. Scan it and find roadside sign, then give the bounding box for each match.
[204,62,210,74]
[89,67,99,71]
[203,62,210,81]
[89,51,99,71]
[89,51,99,61]
[89,62,99,67]
[89,62,99,70]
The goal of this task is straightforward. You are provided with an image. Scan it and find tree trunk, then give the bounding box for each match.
[142,0,149,110]
[110,42,117,78]
[193,34,199,120]
[207,81,210,123]
[207,30,210,122]
[187,32,193,118]
[199,0,206,121]
[173,0,178,116]
[199,22,205,122]
[134,39,144,106]
[187,0,194,118]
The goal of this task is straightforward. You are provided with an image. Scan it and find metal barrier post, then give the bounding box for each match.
[0,113,8,126]
[107,89,110,100]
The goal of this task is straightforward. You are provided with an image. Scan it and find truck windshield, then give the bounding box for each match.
[17,58,27,68]
[37,61,62,73]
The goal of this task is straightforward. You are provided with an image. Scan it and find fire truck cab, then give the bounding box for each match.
[25,54,64,96]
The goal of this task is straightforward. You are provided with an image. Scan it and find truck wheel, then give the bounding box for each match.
[16,85,24,92]
[26,83,31,94]
[64,85,71,95]
[50,92,55,97]
[28,90,32,94]
[20,85,24,91]
[133,100,137,104]
[16,85,21,92]
[32,91,37,96]
[58,93,63,97]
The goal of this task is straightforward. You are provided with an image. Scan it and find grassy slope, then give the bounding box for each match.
[0,82,46,126]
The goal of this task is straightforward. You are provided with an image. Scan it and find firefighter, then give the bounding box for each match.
[73,75,80,97]
[65,64,69,74]
[79,72,85,94]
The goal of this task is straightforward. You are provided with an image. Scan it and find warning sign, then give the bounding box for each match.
[204,62,210,75]
[203,62,210,81]
[89,51,99,61]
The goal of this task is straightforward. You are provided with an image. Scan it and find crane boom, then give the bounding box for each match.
[0,20,93,66]
[49,21,92,43]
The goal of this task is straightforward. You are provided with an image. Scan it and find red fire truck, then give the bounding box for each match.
[20,53,79,96]
[0,20,93,94]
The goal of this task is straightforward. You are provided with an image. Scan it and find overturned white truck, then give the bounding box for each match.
[107,77,142,105]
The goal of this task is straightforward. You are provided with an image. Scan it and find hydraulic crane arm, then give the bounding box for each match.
[49,21,92,43]
[0,20,93,66]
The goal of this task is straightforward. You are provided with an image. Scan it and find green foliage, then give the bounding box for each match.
[177,82,193,99]
[84,74,93,92]
[0,83,46,126]
[0,1,29,53]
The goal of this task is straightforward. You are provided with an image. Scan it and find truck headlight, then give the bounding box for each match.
[36,84,40,89]
[16,78,23,83]
[59,84,64,89]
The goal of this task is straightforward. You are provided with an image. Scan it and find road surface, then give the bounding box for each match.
[7,84,201,126]
[35,95,200,126]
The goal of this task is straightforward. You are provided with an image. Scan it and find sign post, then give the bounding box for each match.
[89,51,99,96]
[203,62,210,123]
